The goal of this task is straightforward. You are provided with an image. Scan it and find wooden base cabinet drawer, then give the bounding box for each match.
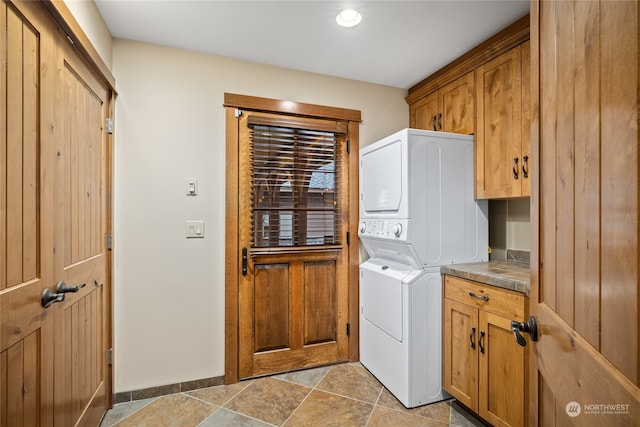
[443,275,526,427]
[444,275,524,321]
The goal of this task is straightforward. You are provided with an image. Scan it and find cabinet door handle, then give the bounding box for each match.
[432,115,437,131]
[479,330,485,354]
[437,113,442,130]
[470,326,476,349]
[468,291,489,302]
[513,157,519,179]
[522,155,529,179]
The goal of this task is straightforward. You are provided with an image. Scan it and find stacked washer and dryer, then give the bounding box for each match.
[358,128,488,408]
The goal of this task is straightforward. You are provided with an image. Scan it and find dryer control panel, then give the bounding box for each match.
[358,219,409,241]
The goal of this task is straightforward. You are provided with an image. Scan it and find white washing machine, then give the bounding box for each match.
[358,129,488,408]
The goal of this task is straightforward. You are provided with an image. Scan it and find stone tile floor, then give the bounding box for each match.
[100,363,486,427]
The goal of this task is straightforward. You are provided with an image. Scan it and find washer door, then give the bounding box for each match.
[360,259,412,342]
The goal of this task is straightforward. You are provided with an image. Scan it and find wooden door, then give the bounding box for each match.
[439,72,475,134]
[476,47,522,199]
[0,1,57,424]
[0,1,112,425]
[443,298,478,411]
[236,111,350,379]
[50,30,112,427]
[530,0,640,425]
[410,92,439,130]
[479,311,524,427]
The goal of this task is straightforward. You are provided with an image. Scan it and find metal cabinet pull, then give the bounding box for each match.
[522,155,529,179]
[513,157,519,179]
[437,113,442,130]
[479,330,486,354]
[468,291,489,302]
[470,326,476,349]
[432,115,437,131]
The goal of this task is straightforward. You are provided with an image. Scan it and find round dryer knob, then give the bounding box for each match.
[393,223,403,237]
[359,222,367,233]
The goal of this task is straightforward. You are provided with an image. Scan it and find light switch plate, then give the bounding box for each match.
[186,179,198,196]
[186,220,205,238]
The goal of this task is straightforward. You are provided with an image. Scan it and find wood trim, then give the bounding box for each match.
[528,1,541,425]
[224,93,362,122]
[39,0,116,90]
[247,114,348,134]
[224,107,240,384]
[406,14,530,105]
[347,120,359,362]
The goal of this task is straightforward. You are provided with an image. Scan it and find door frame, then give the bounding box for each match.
[223,93,361,384]
[38,0,117,409]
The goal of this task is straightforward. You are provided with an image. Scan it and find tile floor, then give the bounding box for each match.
[100,363,486,427]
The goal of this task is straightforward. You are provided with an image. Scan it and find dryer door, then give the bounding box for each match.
[360,258,417,342]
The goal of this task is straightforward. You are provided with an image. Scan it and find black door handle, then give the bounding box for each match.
[56,281,86,293]
[41,288,65,308]
[513,157,519,179]
[242,247,248,276]
[511,316,539,346]
[479,330,485,354]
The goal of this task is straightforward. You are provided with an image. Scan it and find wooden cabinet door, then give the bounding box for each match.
[476,47,523,199]
[443,298,478,410]
[439,72,475,134]
[410,92,439,130]
[520,40,531,197]
[479,311,524,427]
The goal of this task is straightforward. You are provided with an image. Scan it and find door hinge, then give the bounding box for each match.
[346,139,350,154]
[104,117,114,134]
[235,108,242,118]
[346,231,350,246]
[107,348,113,365]
[346,323,351,336]
[106,233,112,251]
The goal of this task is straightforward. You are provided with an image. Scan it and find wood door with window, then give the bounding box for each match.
[0,0,112,424]
[225,95,360,381]
[529,1,640,425]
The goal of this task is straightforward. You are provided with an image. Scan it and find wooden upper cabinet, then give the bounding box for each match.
[410,91,439,131]
[410,72,474,134]
[475,42,530,199]
[440,72,475,134]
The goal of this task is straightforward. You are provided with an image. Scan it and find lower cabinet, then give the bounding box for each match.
[443,275,526,427]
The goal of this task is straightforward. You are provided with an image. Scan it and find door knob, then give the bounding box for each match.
[41,288,65,308]
[56,281,85,293]
[510,316,538,346]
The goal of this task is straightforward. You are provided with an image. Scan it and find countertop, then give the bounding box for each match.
[440,259,530,296]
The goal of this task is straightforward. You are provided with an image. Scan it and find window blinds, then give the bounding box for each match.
[249,122,342,248]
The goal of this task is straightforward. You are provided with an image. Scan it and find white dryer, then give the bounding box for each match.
[358,129,488,408]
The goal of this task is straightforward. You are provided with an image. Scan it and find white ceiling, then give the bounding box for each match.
[94,0,530,89]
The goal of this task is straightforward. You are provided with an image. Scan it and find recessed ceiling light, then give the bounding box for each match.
[336,9,362,28]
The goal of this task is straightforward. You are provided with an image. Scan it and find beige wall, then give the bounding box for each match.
[112,38,408,392]
[63,0,113,69]
[488,199,531,260]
